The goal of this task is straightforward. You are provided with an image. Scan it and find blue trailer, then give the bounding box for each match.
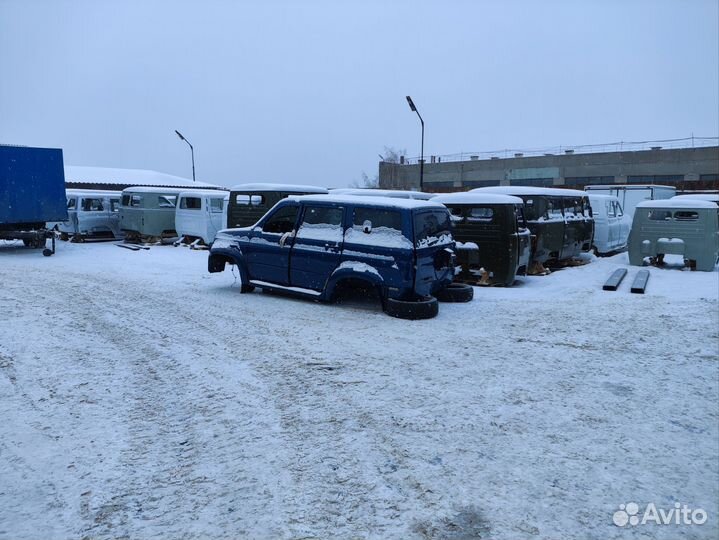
[0,145,68,255]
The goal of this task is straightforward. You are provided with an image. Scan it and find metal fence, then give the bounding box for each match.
[396,136,719,165]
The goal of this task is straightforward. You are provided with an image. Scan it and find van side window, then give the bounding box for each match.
[674,211,699,221]
[615,202,623,217]
[67,198,76,210]
[82,198,104,211]
[180,196,202,210]
[468,207,493,222]
[515,206,527,230]
[158,196,176,208]
[235,194,265,206]
[648,210,671,221]
[110,199,120,212]
[547,198,563,219]
[448,207,464,222]
[210,198,224,213]
[353,207,403,231]
[130,195,143,207]
[297,206,344,241]
[262,205,299,234]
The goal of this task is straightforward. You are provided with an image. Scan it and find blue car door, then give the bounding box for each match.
[245,203,299,286]
[289,204,345,291]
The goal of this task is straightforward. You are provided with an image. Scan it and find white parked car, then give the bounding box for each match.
[588,194,630,255]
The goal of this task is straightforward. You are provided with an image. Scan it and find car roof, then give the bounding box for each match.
[636,199,717,209]
[287,194,446,210]
[330,188,436,200]
[177,189,229,198]
[433,192,524,205]
[122,186,190,195]
[471,186,588,197]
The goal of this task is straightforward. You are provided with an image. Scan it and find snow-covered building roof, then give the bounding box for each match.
[64,166,223,190]
[433,192,524,205]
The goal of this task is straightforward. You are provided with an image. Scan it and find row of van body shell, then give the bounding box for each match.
[471,187,594,265]
[628,199,719,271]
[56,189,123,239]
[227,183,329,229]
[587,194,630,255]
[119,187,188,240]
[433,193,531,286]
[584,184,676,218]
[175,190,229,245]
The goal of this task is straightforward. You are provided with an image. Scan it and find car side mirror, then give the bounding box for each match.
[362,220,372,234]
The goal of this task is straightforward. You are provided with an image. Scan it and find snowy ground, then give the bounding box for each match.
[0,240,717,540]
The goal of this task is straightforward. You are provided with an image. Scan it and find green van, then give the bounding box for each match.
[226,183,328,228]
[119,187,186,242]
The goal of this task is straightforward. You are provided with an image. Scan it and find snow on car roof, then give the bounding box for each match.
[636,199,718,209]
[671,194,719,203]
[471,186,588,197]
[329,188,436,200]
[289,194,445,210]
[177,189,229,198]
[230,183,328,193]
[584,184,675,190]
[433,192,524,205]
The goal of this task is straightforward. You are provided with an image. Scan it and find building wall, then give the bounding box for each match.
[379,146,719,192]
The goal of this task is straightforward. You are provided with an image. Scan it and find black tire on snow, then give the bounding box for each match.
[42,248,53,257]
[434,283,474,303]
[384,296,439,320]
[240,284,255,293]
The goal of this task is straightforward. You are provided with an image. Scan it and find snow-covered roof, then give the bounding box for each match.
[636,199,717,209]
[290,194,445,210]
[585,184,675,191]
[472,186,588,197]
[230,183,328,193]
[65,188,123,197]
[433,192,524,205]
[330,188,435,200]
[671,194,719,203]
[122,186,190,195]
[65,166,221,189]
[177,189,229,198]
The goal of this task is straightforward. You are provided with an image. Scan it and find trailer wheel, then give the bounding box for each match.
[434,283,474,303]
[384,296,439,320]
[42,248,53,257]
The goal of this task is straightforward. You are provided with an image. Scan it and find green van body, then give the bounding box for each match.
[227,183,328,228]
[628,199,719,271]
[472,187,594,267]
[434,193,531,286]
[119,187,186,240]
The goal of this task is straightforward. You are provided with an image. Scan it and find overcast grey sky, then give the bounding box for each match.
[1,0,717,188]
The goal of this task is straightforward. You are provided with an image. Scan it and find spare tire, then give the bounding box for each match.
[385,296,439,320]
[434,283,474,303]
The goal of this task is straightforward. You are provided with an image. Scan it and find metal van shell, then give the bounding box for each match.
[58,189,123,239]
[209,194,456,303]
[585,184,675,218]
[227,183,328,228]
[119,187,186,240]
[588,194,630,255]
[628,199,719,271]
[471,187,594,267]
[175,189,229,245]
[434,192,531,286]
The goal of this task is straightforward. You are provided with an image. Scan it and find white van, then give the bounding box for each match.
[588,194,630,255]
[175,190,229,245]
[584,184,675,218]
[58,189,123,240]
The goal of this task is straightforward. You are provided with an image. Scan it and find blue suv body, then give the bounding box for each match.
[208,194,456,306]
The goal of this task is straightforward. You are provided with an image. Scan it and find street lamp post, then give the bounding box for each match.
[174,129,196,182]
[405,96,424,190]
